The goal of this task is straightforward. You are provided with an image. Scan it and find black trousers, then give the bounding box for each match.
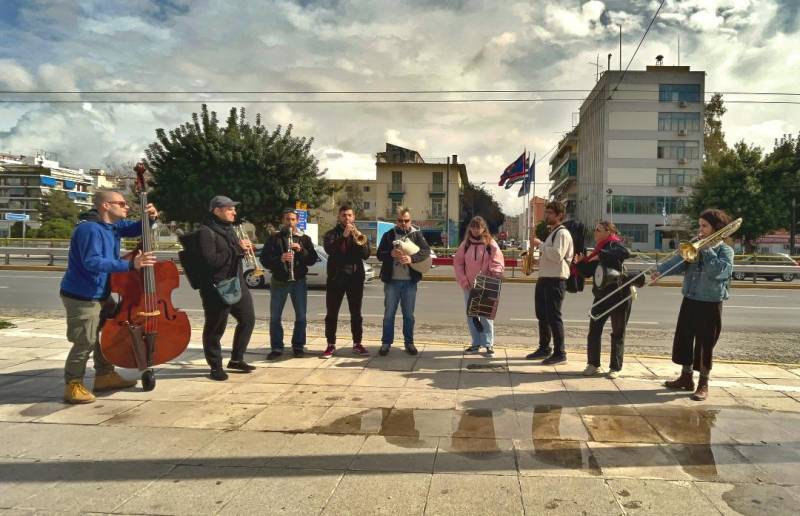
[535,278,566,355]
[672,297,723,373]
[199,280,255,369]
[325,275,364,345]
[587,296,632,371]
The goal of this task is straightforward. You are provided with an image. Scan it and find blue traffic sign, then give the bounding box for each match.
[4,212,30,222]
[296,209,308,230]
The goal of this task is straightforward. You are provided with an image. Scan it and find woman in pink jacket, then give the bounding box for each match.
[454,216,505,356]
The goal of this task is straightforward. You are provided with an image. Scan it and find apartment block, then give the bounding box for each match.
[576,64,705,250]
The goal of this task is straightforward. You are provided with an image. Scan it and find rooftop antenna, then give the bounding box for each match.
[619,25,622,70]
[677,33,681,66]
[607,53,612,73]
[589,54,605,81]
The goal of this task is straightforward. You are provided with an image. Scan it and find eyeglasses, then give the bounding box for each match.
[397,219,411,223]
[107,201,128,207]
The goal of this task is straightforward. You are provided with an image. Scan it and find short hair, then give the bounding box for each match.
[545,200,566,217]
[396,206,410,218]
[596,220,618,234]
[93,189,122,208]
[699,209,732,232]
[282,208,298,217]
[338,203,354,214]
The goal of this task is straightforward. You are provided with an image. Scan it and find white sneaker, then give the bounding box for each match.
[607,370,620,379]
[582,364,604,376]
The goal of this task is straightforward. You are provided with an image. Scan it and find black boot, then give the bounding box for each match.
[665,370,694,391]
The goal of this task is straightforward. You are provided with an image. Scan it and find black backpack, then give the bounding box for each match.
[561,220,587,293]
[178,230,211,290]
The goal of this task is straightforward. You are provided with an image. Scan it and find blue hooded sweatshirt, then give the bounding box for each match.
[60,210,144,300]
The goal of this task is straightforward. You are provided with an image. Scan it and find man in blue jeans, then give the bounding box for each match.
[376,207,431,356]
[260,209,318,359]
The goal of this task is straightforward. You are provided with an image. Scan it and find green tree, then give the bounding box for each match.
[35,219,75,239]
[334,181,366,218]
[460,182,506,238]
[41,190,80,224]
[687,142,786,250]
[145,104,332,237]
[704,93,728,164]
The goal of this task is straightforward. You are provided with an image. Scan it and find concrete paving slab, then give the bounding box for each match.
[582,414,664,443]
[218,468,344,515]
[425,473,523,515]
[207,381,294,405]
[571,392,639,415]
[393,391,457,410]
[322,471,430,516]
[277,385,350,407]
[299,368,362,386]
[350,435,438,473]
[695,481,800,516]
[351,369,409,388]
[434,437,516,475]
[404,370,460,390]
[735,396,800,412]
[458,371,511,390]
[661,444,766,483]
[456,391,518,410]
[519,476,620,515]
[0,359,63,376]
[606,478,722,515]
[115,464,254,515]
[516,410,591,441]
[0,400,64,423]
[311,406,387,435]
[514,438,602,478]
[270,433,366,470]
[0,458,61,508]
[509,373,566,392]
[644,414,737,445]
[102,400,261,430]
[0,375,63,402]
[240,403,328,432]
[35,399,143,425]
[587,442,693,480]
[183,430,294,468]
[735,444,800,485]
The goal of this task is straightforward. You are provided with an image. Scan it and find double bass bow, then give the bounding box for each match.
[100,162,191,391]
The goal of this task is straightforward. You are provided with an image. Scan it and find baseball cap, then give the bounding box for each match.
[209,195,240,211]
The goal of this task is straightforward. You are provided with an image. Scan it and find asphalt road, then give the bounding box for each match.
[1,271,798,363]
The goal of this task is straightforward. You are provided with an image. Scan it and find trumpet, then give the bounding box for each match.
[235,224,263,278]
[587,217,742,321]
[347,224,368,246]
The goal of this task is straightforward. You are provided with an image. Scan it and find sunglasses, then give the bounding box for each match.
[107,201,129,207]
[397,218,411,223]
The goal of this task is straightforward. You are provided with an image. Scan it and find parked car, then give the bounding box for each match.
[732,253,799,282]
[243,245,375,288]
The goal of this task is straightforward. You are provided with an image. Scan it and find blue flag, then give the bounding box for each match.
[518,153,535,197]
[498,151,528,186]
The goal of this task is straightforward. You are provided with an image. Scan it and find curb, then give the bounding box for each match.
[2,264,800,290]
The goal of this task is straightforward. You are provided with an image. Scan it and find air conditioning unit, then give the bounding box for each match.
[678,100,688,108]
[678,158,688,165]
[678,129,687,136]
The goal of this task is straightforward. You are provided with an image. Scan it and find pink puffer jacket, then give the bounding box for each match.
[454,237,505,290]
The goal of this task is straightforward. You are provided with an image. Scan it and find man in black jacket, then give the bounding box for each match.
[376,207,431,356]
[322,204,371,358]
[260,208,318,359]
[197,195,256,380]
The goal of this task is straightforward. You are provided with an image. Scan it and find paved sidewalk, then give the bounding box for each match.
[1,317,799,515]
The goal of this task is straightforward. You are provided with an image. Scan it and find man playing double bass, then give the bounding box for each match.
[60,190,158,404]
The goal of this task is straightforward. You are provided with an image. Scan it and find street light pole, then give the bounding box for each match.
[606,188,613,224]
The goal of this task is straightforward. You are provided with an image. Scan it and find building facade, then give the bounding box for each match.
[548,129,578,219]
[576,65,705,250]
[0,154,95,223]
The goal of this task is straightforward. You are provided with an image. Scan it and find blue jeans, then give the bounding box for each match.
[269,278,308,352]
[381,280,417,346]
[463,291,494,349]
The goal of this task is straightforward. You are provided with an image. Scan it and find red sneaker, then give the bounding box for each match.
[322,345,336,359]
[352,343,369,355]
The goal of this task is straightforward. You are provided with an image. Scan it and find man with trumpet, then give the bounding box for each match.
[376,207,431,356]
[260,208,318,360]
[322,204,372,358]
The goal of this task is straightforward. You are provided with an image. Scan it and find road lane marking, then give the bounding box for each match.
[725,305,800,310]
[508,318,659,325]
[0,330,64,339]
[0,275,64,279]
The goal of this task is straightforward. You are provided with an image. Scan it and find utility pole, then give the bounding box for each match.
[791,185,798,256]
[446,156,451,248]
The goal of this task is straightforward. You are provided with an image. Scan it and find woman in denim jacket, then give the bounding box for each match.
[652,209,734,401]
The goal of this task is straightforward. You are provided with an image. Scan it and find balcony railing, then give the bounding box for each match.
[388,183,405,195]
[429,184,446,196]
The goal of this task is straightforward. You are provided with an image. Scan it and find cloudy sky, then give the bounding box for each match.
[1,0,798,214]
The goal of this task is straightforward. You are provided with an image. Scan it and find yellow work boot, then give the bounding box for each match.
[64,380,95,404]
[93,371,137,392]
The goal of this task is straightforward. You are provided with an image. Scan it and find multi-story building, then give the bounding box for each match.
[375,143,467,246]
[0,154,95,222]
[576,64,705,250]
[548,129,578,219]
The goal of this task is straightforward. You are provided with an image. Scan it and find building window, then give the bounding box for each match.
[362,201,371,210]
[391,198,403,214]
[656,168,699,186]
[657,141,700,160]
[391,171,402,186]
[608,196,688,215]
[616,223,649,243]
[363,186,370,192]
[659,84,701,102]
[7,187,26,197]
[431,198,444,218]
[2,177,22,186]
[658,112,701,132]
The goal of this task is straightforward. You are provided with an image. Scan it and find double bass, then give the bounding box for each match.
[100,162,191,391]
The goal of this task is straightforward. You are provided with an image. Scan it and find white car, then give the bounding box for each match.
[244,245,374,288]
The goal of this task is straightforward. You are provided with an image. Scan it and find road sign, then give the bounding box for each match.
[4,213,30,222]
[296,209,308,230]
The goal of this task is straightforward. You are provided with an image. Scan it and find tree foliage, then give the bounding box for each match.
[459,182,506,238]
[334,181,366,218]
[36,219,75,239]
[704,93,728,164]
[41,191,80,224]
[145,104,332,236]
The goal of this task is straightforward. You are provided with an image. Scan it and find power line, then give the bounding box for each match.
[2,89,798,96]
[1,98,799,104]
[609,0,666,98]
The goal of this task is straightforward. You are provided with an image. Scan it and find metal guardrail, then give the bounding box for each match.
[0,247,178,266]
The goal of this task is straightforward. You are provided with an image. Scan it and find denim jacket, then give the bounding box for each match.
[657,242,734,302]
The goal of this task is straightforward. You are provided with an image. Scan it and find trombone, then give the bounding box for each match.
[587,218,742,321]
[235,224,264,278]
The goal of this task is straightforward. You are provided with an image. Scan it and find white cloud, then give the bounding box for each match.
[0,59,36,90]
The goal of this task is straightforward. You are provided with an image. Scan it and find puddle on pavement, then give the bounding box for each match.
[721,483,797,515]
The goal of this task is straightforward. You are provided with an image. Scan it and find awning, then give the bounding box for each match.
[40,176,57,187]
[63,180,75,189]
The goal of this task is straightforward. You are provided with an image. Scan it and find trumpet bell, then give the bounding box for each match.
[679,242,699,262]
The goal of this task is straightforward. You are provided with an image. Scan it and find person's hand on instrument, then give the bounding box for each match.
[398,255,412,265]
[239,239,253,252]
[574,252,584,263]
[391,248,404,259]
[531,237,542,248]
[281,252,293,262]
[343,224,353,237]
[290,242,302,252]
[144,203,159,222]
[133,250,157,270]
[651,271,661,281]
